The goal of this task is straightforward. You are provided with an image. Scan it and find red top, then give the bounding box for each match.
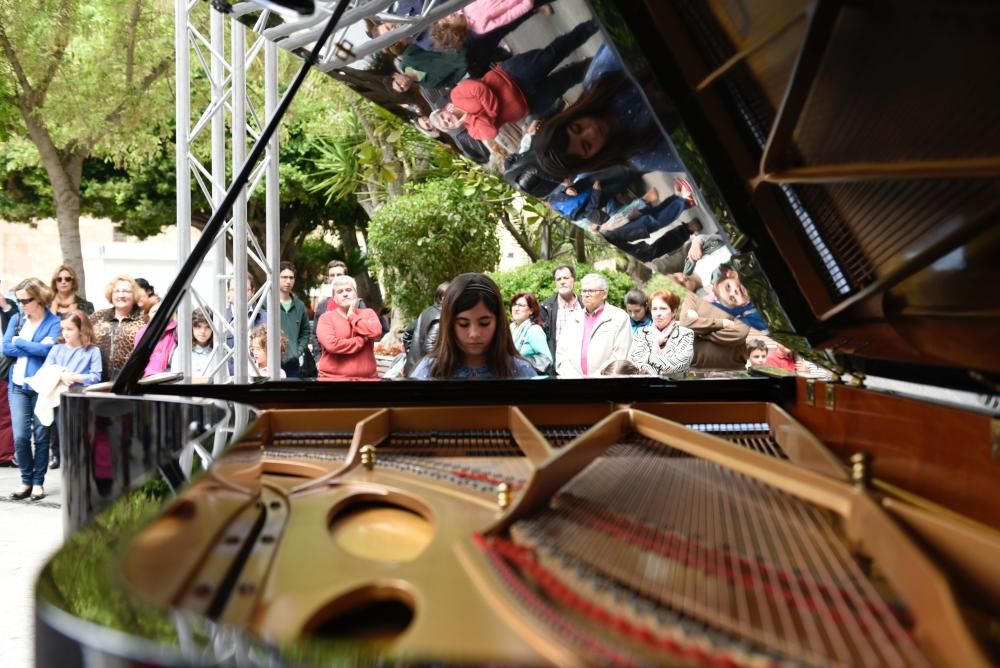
[450,67,529,141]
[316,308,382,380]
[764,347,796,371]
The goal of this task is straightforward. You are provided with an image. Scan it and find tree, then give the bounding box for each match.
[0,72,381,308]
[0,0,174,296]
[367,178,500,320]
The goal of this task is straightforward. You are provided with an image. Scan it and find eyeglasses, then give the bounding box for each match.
[55,276,73,283]
[512,303,528,308]
[16,298,34,305]
[580,289,606,295]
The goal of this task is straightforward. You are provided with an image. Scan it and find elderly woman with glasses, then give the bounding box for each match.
[50,264,95,316]
[3,278,61,500]
[89,275,145,381]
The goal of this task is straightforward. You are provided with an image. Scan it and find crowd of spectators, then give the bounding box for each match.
[0,252,798,502]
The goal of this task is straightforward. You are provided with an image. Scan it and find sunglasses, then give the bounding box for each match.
[55,276,73,283]
[17,298,34,305]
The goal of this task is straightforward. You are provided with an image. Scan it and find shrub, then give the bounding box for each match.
[368,178,500,319]
[489,260,636,308]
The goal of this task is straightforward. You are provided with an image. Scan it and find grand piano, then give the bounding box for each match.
[36,1,999,666]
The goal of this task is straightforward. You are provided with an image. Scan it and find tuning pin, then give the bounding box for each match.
[360,444,376,470]
[497,482,512,510]
[850,452,871,491]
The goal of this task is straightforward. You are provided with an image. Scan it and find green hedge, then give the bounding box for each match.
[489,260,636,308]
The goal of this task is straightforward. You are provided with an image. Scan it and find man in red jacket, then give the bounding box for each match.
[431,20,598,141]
[316,276,383,380]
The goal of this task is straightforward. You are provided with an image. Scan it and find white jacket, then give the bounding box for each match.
[555,303,632,377]
[25,364,70,427]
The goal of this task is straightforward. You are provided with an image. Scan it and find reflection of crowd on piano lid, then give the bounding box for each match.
[354,0,721,269]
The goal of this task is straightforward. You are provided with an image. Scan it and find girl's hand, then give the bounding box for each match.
[59,370,79,386]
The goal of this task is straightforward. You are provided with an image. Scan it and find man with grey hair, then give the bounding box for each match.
[311,261,379,360]
[315,275,382,380]
[555,273,631,377]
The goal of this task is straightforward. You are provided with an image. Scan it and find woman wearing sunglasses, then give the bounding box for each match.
[2,278,60,500]
[50,264,94,317]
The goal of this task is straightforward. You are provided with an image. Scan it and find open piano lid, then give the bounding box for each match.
[192,0,999,392]
[608,0,1000,387]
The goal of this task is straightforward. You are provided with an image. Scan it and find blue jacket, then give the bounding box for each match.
[3,310,62,385]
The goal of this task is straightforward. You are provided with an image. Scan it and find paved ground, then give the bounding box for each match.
[0,465,65,666]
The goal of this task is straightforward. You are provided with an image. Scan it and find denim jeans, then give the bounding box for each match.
[502,20,598,115]
[9,383,49,486]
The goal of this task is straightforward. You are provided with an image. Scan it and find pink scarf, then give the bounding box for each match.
[653,319,677,348]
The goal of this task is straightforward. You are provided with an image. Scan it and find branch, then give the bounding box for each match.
[86,55,172,151]
[124,0,143,87]
[36,0,74,105]
[0,25,35,109]
[499,214,538,263]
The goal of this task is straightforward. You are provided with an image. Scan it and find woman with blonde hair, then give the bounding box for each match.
[2,278,60,500]
[49,264,94,316]
[89,275,145,381]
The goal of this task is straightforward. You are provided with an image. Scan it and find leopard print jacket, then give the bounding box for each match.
[89,307,145,381]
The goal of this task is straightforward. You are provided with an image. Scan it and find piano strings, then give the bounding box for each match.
[487,432,927,667]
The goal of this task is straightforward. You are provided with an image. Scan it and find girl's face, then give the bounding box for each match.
[454,300,496,364]
[251,341,268,369]
[650,297,674,330]
[193,322,213,346]
[135,287,150,308]
[61,319,81,347]
[565,116,609,159]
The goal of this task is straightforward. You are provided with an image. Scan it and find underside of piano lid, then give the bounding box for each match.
[613,0,1000,387]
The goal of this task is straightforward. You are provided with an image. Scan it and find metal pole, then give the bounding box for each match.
[211,8,229,383]
[265,40,281,381]
[175,0,192,378]
[232,18,249,384]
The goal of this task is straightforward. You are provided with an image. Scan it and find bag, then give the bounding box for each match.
[0,312,20,380]
[299,347,318,379]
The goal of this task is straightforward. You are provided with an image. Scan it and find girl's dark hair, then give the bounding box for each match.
[624,289,648,308]
[510,291,543,325]
[191,307,214,344]
[534,71,658,179]
[428,273,520,378]
[135,278,155,296]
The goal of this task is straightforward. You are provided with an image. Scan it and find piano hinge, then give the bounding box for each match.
[806,379,816,406]
[992,419,1000,460]
[825,383,836,411]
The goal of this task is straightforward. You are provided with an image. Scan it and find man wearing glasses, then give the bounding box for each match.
[555,273,631,377]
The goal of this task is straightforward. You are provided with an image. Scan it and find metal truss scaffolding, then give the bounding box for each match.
[174,1,474,382]
[175,0,282,384]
